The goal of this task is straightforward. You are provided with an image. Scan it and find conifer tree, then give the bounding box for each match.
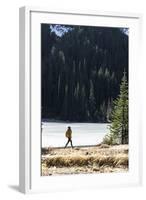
[89,80,96,120]
[103,71,128,144]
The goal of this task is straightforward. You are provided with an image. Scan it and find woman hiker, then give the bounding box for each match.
[65,126,74,148]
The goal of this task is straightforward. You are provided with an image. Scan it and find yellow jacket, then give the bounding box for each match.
[65,129,72,138]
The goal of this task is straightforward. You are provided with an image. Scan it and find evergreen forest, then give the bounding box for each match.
[41,24,128,122]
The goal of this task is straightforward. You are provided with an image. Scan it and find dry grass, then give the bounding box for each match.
[45,154,128,168]
[41,145,128,175]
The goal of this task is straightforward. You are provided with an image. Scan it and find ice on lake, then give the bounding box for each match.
[42,122,110,148]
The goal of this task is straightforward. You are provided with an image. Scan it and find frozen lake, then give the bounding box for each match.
[42,122,110,148]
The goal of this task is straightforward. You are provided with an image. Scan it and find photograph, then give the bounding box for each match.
[41,23,129,176]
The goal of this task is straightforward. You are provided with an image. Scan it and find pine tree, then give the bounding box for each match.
[62,84,68,119]
[103,71,128,144]
[106,98,113,122]
[89,80,96,120]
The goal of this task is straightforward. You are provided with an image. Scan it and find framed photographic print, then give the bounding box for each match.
[19,6,142,193]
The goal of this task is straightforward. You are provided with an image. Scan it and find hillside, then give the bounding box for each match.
[41,24,128,122]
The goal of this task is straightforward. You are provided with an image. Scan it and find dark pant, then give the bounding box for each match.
[65,138,73,148]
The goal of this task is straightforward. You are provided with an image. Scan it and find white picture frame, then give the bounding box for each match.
[19,6,142,194]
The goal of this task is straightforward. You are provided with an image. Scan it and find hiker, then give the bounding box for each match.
[65,126,74,148]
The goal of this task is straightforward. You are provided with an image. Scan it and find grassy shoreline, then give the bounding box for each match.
[41,144,128,176]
